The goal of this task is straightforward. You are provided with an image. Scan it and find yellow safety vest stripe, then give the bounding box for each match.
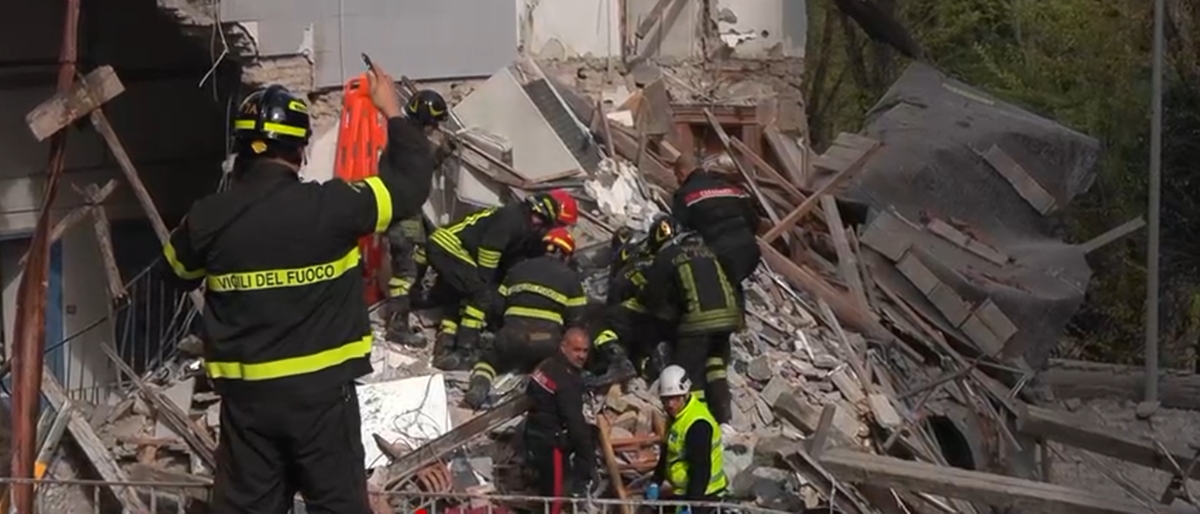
[205,334,372,381]
[501,283,586,307]
[504,306,563,324]
[205,248,361,292]
[361,176,394,233]
[163,242,206,280]
[666,393,728,495]
[478,248,502,269]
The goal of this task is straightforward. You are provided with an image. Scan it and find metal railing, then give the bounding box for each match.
[0,478,796,514]
[53,259,195,404]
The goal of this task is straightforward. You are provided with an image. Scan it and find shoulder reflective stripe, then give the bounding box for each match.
[205,248,361,292]
[361,176,393,233]
[205,334,372,381]
[444,209,495,235]
[429,231,477,265]
[477,248,501,268]
[564,295,587,307]
[504,306,563,324]
[163,242,205,280]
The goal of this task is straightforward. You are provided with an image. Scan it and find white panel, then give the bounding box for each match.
[61,224,117,395]
[0,239,27,358]
[715,0,806,58]
[521,0,621,58]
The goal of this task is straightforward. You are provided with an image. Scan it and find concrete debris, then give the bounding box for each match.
[51,55,1145,514]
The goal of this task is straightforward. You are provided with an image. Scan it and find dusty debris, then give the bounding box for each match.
[25,49,1158,514]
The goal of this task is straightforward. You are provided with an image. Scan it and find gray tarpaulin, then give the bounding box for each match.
[845,63,1101,369]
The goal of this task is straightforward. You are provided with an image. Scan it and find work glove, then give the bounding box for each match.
[645,483,660,500]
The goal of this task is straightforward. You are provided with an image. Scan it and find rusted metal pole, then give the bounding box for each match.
[10,0,80,511]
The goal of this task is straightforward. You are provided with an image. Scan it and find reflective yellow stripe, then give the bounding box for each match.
[163,242,205,280]
[706,368,728,380]
[463,305,486,320]
[593,329,619,347]
[414,245,428,265]
[440,319,458,334]
[362,176,394,233]
[429,231,477,266]
[205,334,371,381]
[471,361,496,380]
[504,306,563,324]
[477,248,501,269]
[460,317,485,329]
[388,277,413,297]
[504,283,586,307]
[206,248,361,292]
[705,357,725,367]
[233,119,309,138]
[620,297,648,314]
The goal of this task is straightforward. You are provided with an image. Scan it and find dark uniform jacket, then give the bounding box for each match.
[162,117,433,400]
[525,353,595,480]
[500,255,587,328]
[640,234,743,336]
[429,202,543,282]
[671,170,758,250]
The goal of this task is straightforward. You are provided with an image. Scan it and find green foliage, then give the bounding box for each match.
[804,0,1195,363]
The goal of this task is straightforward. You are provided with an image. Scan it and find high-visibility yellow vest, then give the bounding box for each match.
[665,393,727,495]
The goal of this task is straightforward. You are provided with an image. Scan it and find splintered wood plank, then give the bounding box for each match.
[764,127,809,188]
[813,133,880,173]
[26,65,125,141]
[821,195,869,313]
[18,180,118,266]
[762,134,880,243]
[821,449,1149,514]
[981,144,1057,215]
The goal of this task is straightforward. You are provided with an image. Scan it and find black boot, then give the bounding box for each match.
[386,296,425,347]
[450,326,482,371]
[431,332,461,371]
[707,378,733,425]
[601,343,636,380]
[464,374,492,410]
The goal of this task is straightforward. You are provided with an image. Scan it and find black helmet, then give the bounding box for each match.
[233,85,311,153]
[648,214,685,251]
[404,89,448,126]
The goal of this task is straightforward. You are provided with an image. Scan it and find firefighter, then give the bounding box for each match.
[525,327,596,513]
[646,365,728,513]
[425,190,579,370]
[591,234,656,380]
[384,89,449,346]
[464,227,587,409]
[160,64,433,514]
[639,215,742,425]
[670,158,762,288]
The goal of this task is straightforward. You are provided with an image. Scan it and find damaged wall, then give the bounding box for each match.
[0,0,227,398]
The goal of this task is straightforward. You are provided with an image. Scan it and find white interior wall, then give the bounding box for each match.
[715,0,806,58]
[518,0,622,59]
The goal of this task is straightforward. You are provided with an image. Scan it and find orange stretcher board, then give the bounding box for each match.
[334,74,388,305]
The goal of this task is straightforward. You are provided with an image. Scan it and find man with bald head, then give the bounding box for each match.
[524,327,595,511]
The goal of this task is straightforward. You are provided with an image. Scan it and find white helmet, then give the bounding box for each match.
[658,365,691,397]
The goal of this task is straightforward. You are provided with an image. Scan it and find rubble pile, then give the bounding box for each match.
[56,58,1180,514]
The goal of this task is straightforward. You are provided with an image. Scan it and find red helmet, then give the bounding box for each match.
[542,227,576,256]
[548,189,579,226]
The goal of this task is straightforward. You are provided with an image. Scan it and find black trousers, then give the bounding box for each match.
[711,239,761,286]
[426,242,495,340]
[526,444,584,514]
[671,332,733,424]
[493,318,561,373]
[385,216,427,299]
[211,383,369,514]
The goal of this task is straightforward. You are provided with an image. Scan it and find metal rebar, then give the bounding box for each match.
[1145,0,1165,404]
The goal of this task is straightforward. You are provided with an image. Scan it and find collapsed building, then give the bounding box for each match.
[2,1,1196,514]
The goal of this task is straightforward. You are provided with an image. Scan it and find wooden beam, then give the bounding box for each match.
[758,239,892,342]
[41,366,148,512]
[821,196,870,313]
[1042,359,1200,411]
[761,137,880,243]
[1081,217,1146,254]
[82,184,125,299]
[597,415,632,514]
[87,101,206,312]
[729,137,807,203]
[18,179,118,266]
[635,0,677,39]
[820,449,1152,514]
[806,404,837,457]
[671,104,758,125]
[25,65,124,142]
[702,108,781,226]
[764,127,809,188]
[1017,403,1200,480]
